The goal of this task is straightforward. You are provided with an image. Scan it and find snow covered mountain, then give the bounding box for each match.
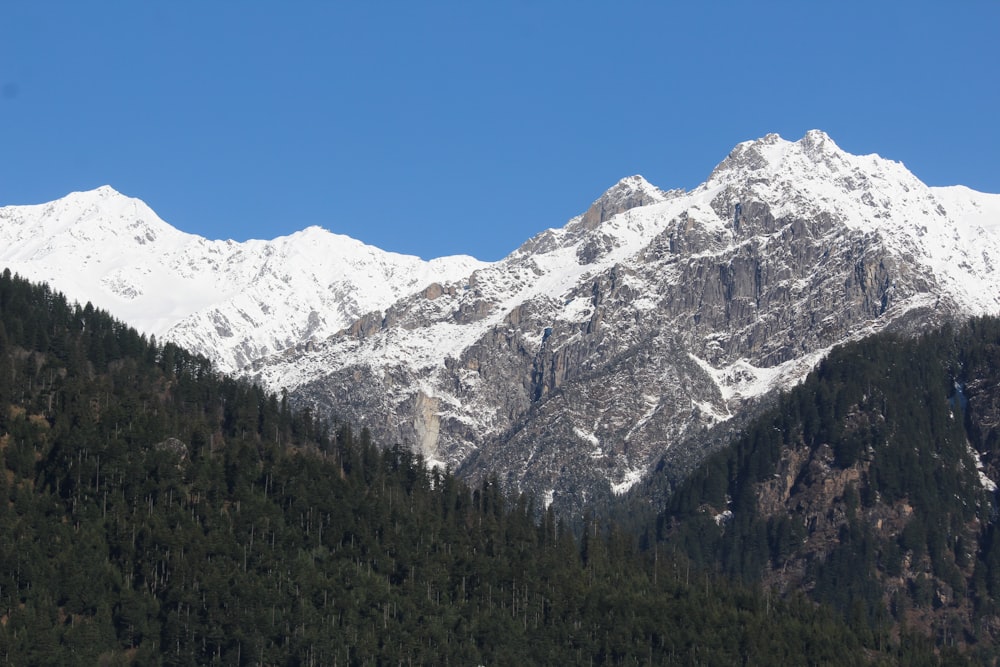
[244,131,1000,511]
[0,186,485,373]
[4,130,1000,514]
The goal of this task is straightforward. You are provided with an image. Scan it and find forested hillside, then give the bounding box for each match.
[1,268,942,665]
[655,318,1000,661]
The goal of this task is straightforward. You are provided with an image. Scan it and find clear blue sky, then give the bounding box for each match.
[2,2,998,260]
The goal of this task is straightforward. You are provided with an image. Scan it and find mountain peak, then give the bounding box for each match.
[703,129,918,206]
[603,174,669,201]
[579,175,677,230]
[92,184,123,196]
[799,128,835,149]
[612,174,657,192]
[66,185,129,202]
[5,133,1000,521]
[710,130,849,181]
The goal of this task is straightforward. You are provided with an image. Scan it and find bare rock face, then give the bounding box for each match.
[578,175,679,230]
[11,133,997,517]
[454,206,944,506]
[250,131,1000,515]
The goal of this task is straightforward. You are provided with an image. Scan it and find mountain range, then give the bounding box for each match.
[3,130,999,513]
[0,186,484,373]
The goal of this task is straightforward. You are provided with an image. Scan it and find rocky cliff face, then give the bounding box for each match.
[658,323,1000,652]
[250,131,1000,514]
[4,132,998,515]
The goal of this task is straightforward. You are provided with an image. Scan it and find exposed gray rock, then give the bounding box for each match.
[153,437,189,460]
[251,132,1000,519]
[11,134,979,518]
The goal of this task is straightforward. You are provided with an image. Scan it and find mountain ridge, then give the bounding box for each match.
[245,130,1000,512]
[3,130,999,514]
[0,268,927,664]
[0,186,486,373]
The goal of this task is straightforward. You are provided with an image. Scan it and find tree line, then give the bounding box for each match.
[0,268,956,664]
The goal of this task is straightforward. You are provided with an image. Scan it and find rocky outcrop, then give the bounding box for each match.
[250,131,1000,515]
[579,175,675,230]
[10,133,997,519]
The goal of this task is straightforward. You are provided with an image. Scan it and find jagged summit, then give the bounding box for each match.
[579,174,678,230]
[799,128,836,151]
[4,130,1000,515]
[710,130,861,182]
[603,174,670,201]
[242,130,1000,513]
[706,131,930,232]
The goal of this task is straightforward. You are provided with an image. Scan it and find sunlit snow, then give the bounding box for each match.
[5,131,1000,499]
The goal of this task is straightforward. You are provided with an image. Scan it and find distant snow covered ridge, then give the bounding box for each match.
[4,130,1000,515]
[0,185,488,372]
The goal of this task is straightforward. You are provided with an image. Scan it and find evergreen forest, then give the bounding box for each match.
[0,268,974,664]
[654,318,1000,662]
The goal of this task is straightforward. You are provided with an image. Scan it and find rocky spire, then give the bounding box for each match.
[578,175,678,230]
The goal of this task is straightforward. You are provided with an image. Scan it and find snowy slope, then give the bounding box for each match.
[255,132,1000,406]
[0,186,486,372]
[5,131,1000,514]
[247,131,1000,510]
[706,130,1000,314]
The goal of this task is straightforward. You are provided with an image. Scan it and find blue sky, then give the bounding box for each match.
[2,2,998,261]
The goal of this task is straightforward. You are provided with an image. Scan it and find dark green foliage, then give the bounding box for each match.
[0,268,917,664]
[657,316,1000,658]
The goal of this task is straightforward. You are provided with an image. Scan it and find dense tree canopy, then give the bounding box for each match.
[0,269,957,664]
[654,318,1000,661]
